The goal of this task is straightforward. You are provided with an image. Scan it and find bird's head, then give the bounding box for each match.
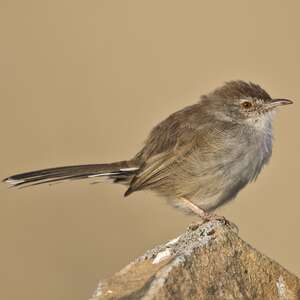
[202,81,293,127]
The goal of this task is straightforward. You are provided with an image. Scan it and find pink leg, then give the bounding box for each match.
[180,197,238,232]
[180,197,210,219]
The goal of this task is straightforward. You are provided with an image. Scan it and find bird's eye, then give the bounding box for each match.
[241,101,253,109]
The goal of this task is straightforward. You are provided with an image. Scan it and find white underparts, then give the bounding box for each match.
[246,110,275,132]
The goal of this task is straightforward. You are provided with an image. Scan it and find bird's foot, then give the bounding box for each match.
[180,197,239,233]
[189,212,239,233]
[201,212,239,233]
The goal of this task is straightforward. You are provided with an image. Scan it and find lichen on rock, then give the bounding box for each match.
[90,220,300,300]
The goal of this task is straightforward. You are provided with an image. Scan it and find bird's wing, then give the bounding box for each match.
[125,105,203,196]
[125,141,194,196]
[134,103,202,159]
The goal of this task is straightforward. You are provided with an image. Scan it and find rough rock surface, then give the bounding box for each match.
[90,220,300,300]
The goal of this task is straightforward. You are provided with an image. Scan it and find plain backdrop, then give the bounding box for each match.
[0,1,299,300]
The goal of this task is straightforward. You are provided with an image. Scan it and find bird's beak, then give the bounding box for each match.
[269,98,293,108]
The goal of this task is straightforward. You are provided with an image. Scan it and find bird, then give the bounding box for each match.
[3,81,293,221]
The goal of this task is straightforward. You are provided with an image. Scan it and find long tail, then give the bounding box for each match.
[3,161,139,188]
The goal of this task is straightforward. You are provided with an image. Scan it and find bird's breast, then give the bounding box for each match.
[189,124,273,210]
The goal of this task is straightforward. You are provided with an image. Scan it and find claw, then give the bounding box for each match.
[201,213,239,234]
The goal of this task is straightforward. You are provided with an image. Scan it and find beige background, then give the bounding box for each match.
[0,1,299,299]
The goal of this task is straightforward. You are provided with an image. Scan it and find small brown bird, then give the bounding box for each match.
[3,81,292,221]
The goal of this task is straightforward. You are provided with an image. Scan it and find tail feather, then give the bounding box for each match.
[3,161,139,188]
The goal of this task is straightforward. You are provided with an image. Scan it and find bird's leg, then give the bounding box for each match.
[180,197,238,232]
[180,197,211,219]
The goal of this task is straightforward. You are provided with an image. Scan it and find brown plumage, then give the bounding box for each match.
[3,81,292,220]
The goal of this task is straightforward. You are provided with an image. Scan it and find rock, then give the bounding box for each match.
[90,220,300,300]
